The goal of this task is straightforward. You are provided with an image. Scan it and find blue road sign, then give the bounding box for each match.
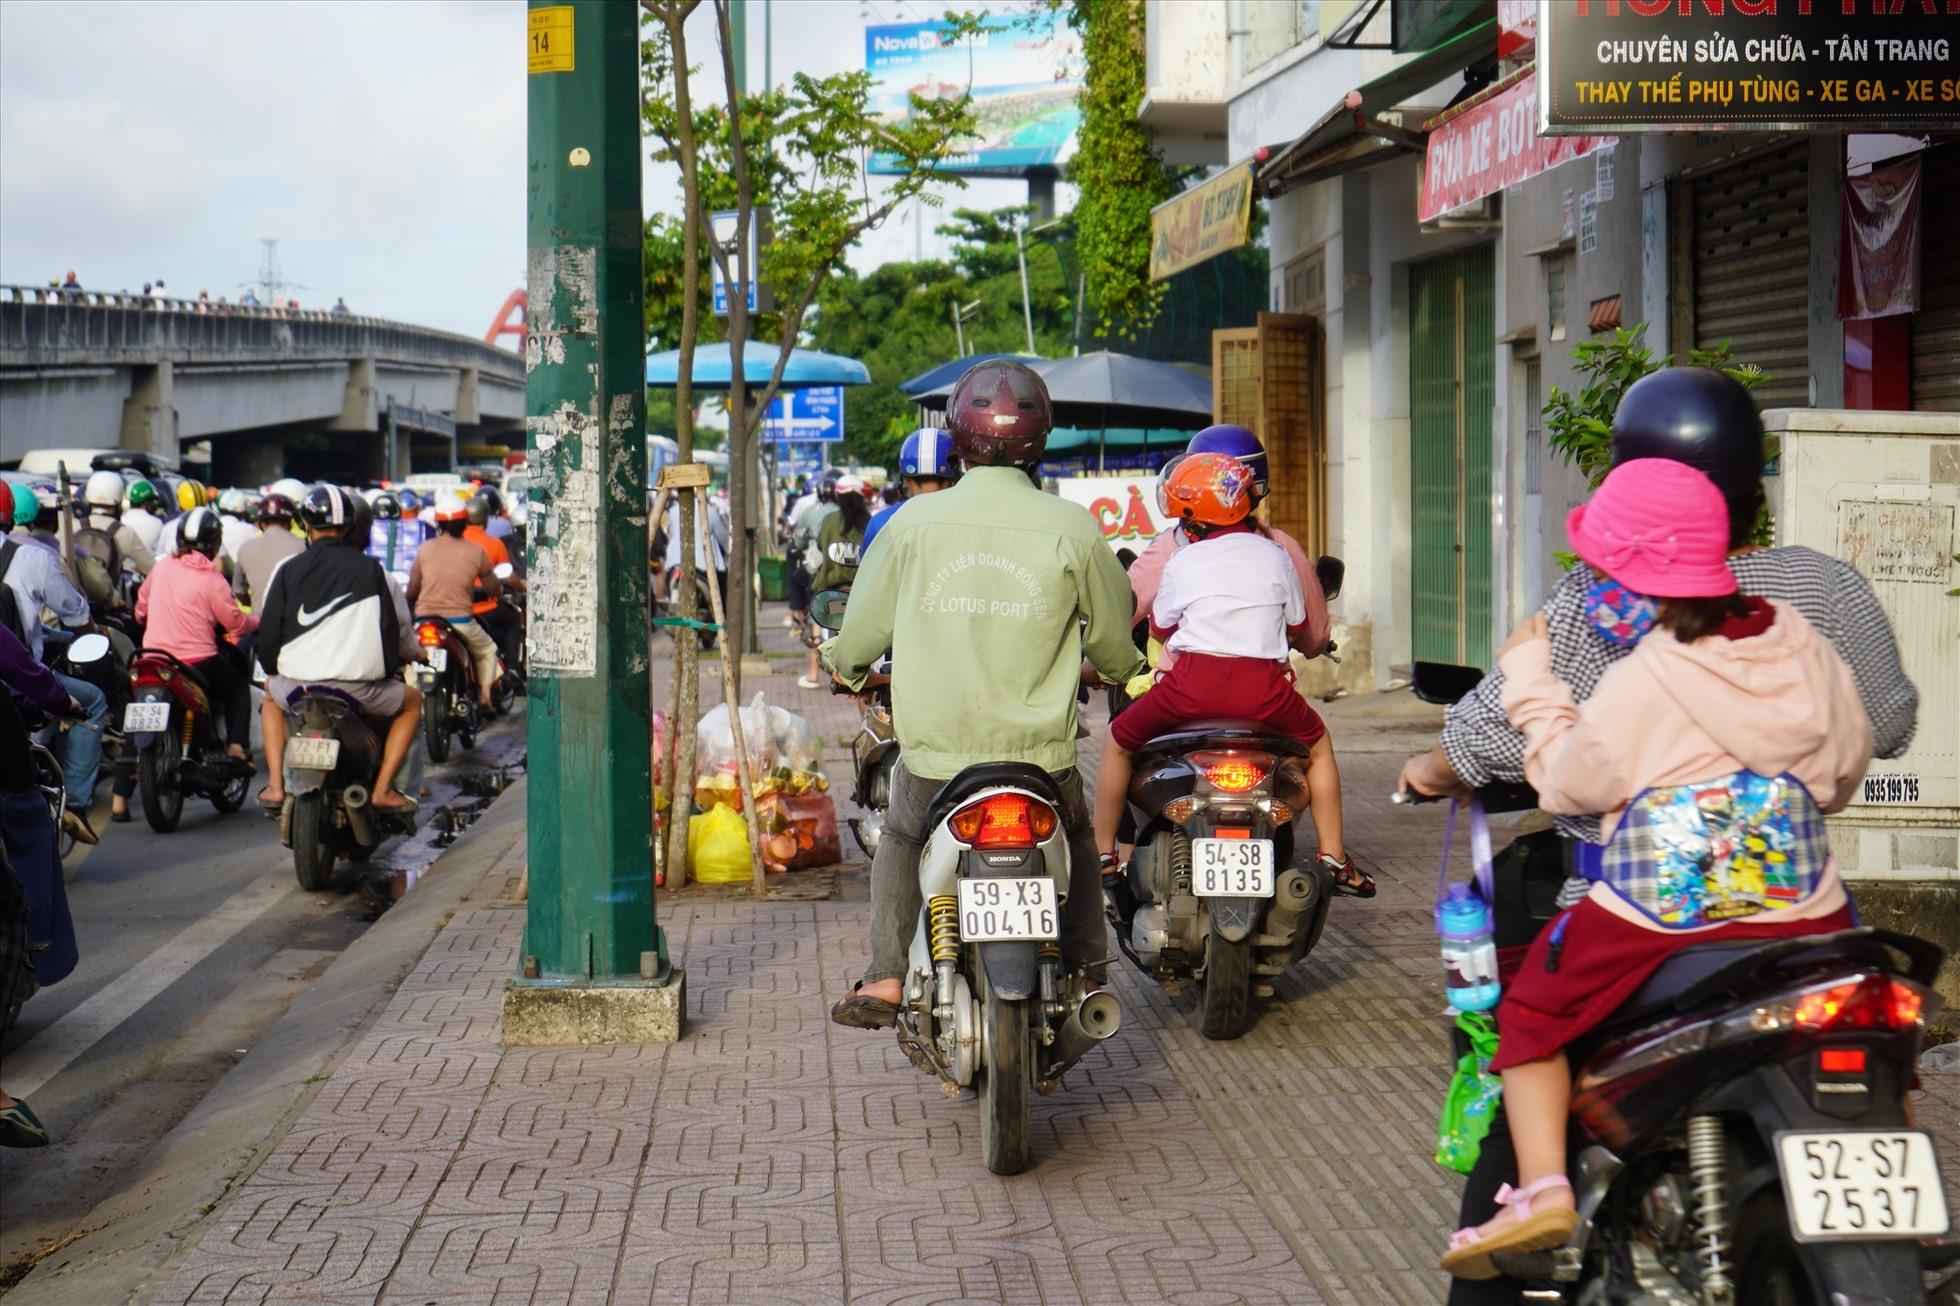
[763,385,844,443]
[776,442,829,480]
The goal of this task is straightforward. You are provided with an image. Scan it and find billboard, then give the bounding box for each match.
[1054,475,1171,555]
[866,11,1083,176]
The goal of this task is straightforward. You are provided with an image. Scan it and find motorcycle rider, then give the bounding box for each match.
[254,485,420,813]
[860,427,958,557]
[463,493,525,672]
[215,489,257,564]
[82,470,156,582]
[822,360,1145,1029]
[233,492,306,610]
[134,507,257,761]
[1440,458,1870,1279]
[799,476,868,690]
[783,469,840,631]
[121,479,167,558]
[407,500,501,711]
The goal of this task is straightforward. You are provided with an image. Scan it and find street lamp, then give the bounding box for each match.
[951,297,984,357]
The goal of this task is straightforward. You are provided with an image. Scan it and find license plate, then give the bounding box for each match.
[956,877,1057,942]
[1192,837,1275,897]
[426,647,448,672]
[1776,1129,1948,1242]
[286,736,342,771]
[123,701,171,733]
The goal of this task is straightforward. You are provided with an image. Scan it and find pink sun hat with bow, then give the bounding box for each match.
[1567,458,1737,598]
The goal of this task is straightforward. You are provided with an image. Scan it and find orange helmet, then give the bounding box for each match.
[1158,452,1254,527]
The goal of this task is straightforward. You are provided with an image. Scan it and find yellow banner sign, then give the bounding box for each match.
[1149,161,1255,283]
[528,6,574,74]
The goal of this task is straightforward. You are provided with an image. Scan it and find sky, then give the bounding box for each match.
[0,0,1062,342]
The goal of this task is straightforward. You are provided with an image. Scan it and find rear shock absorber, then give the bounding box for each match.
[927,894,959,1019]
[180,708,195,749]
[1686,1113,1734,1306]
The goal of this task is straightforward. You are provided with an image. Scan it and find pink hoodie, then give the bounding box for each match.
[1500,601,1872,930]
[136,550,256,663]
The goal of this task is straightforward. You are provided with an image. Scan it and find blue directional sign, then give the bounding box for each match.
[776,442,829,480]
[763,385,844,444]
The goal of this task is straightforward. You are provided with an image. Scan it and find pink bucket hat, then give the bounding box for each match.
[1566,458,1737,598]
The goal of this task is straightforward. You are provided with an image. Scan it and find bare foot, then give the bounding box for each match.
[371,790,408,812]
[257,785,284,806]
[856,977,902,1005]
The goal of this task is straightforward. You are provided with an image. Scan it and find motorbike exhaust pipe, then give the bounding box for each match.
[1048,989,1122,1072]
[342,783,378,848]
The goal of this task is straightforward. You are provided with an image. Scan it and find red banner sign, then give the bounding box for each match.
[1419,70,1614,224]
[1496,0,1536,58]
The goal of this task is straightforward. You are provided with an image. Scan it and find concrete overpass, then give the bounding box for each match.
[0,286,525,484]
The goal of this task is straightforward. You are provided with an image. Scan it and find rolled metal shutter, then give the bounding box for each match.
[1692,143,1810,409]
[1911,144,1960,412]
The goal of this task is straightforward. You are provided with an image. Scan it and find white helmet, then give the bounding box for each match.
[268,477,309,503]
[84,469,126,510]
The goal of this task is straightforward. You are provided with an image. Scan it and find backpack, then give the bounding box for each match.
[69,526,122,609]
[0,538,27,645]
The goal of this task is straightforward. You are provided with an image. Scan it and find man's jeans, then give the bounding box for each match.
[865,762,1106,985]
[54,673,105,807]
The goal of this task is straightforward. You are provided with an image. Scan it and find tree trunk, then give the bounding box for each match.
[725,388,749,691]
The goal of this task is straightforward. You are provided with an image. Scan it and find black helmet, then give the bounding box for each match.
[177,505,223,558]
[295,483,351,531]
[341,487,373,545]
[371,491,401,521]
[465,493,492,527]
[1611,367,1765,527]
[475,486,504,515]
[258,492,296,525]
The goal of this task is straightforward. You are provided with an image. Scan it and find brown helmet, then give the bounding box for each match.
[945,360,1052,468]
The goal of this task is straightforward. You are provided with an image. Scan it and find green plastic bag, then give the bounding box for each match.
[688,804,752,884]
[1436,1010,1503,1174]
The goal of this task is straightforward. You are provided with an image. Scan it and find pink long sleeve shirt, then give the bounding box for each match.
[136,550,257,663]
[1500,600,1872,933]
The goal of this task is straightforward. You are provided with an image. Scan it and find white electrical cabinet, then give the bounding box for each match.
[1770,409,1958,883]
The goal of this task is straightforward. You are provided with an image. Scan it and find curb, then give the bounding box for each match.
[9,781,529,1306]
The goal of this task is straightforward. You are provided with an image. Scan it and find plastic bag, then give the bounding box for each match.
[651,710,669,787]
[687,804,752,884]
[757,789,842,873]
[696,692,781,783]
[1435,1010,1503,1174]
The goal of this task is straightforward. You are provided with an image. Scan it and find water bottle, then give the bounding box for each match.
[1438,883,1501,1012]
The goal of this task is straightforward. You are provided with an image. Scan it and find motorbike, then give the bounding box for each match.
[846,672,896,858]
[36,630,118,856]
[1104,555,1348,1041]
[1405,660,1957,1304]
[124,645,253,832]
[811,588,1121,1176]
[276,689,419,891]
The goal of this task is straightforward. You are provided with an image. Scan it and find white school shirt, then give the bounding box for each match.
[1152,530,1304,662]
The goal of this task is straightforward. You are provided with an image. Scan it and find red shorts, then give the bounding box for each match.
[1109,652,1326,753]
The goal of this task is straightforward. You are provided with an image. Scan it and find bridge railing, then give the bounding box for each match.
[0,284,523,378]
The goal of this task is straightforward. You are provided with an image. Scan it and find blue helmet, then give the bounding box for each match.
[1186,424,1267,498]
[899,427,958,481]
[397,489,421,513]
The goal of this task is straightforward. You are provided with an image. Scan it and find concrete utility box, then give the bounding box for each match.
[1769,409,1958,884]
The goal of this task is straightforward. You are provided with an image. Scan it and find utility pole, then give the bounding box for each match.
[1014,218,1036,354]
[506,0,683,1045]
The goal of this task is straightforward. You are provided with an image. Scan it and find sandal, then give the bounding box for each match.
[0,1099,51,1149]
[256,787,286,816]
[1318,852,1376,899]
[1440,1175,1578,1280]
[829,983,901,1031]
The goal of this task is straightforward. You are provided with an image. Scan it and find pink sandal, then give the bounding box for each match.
[1440,1174,1578,1280]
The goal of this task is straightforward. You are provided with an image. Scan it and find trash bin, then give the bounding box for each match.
[757,556,787,602]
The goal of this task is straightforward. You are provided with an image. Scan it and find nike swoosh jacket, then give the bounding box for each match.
[256,539,402,683]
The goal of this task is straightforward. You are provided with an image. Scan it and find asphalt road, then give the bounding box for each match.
[0,708,527,1286]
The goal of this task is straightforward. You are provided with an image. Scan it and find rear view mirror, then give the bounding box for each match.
[1411,661,1485,706]
[493,562,515,579]
[1314,555,1344,602]
[67,632,111,666]
[810,588,850,632]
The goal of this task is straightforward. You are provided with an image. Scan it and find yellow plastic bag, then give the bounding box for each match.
[688,804,752,884]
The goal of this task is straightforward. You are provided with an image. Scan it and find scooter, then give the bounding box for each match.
[276,689,419,892]
[1406,661,1956,1303]
[846,672,896,858]
[811,589,1121,1176]
[125,646,253,832]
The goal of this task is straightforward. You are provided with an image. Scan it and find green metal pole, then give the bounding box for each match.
[521,0,664,985]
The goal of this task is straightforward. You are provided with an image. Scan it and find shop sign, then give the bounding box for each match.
[1540,1,1960,135]
[1497,0,1537,58]
[1055,475,1169,553]
[1420,70,1614,223]
[1149,162,1256,283]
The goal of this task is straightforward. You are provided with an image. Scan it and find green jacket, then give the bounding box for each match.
[811,511,863,592]
[823,466,1145,779]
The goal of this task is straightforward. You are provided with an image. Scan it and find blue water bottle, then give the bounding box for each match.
[1438,883,1502,1012]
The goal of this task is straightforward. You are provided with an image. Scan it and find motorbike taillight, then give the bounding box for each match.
[1791,973,1927,1033]
[1191,750,1272,794]
[950,794,1058,849]
[417,622,445,647]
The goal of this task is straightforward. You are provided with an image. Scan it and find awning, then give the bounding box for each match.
[644,340,870,390]
[1258,18,1498,197]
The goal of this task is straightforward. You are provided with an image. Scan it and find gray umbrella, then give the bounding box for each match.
[915,350,1212,431]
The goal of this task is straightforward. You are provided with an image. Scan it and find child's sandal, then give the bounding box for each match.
[1317,852,1375,898]
[1440,1175,1578,1279]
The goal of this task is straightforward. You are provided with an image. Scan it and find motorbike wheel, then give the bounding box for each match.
[1199,923,1253,1040]
[976,968,1032,1176]
[491,675,516,717]
[1730,1190,1824,1306]
[139,729,185,833]
[459,700,479,750]
[211,759,249,813]
[423,689,451,764]
[291,793,335,892]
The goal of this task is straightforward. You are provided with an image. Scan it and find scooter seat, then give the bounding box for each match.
[1135,721,1312,760]
[1605,930,1903,1032]
[923,763,1068,838]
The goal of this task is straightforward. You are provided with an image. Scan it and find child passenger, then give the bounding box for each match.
[1442,459,1871,1279]
[1091,453,1367,896]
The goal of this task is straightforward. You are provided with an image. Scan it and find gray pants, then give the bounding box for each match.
[865,762,1107,985]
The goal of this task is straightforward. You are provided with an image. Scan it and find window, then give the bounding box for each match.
[1546,257,1568,343]
[1281,249,1326,316]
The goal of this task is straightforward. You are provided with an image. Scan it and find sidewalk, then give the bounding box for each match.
[133,608,1960,1305]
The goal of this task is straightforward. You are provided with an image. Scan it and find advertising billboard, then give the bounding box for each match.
[1053,475,1170,556]
[866,11,1083,176]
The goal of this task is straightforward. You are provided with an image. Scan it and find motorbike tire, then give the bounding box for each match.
[423,689,451,764]
[459,702,479,751]
[1199,923,1253,1040]
[1730,1189,1825,1306]
[976,968,1032,1176]
[291,793,335,892]
[211,762,249,813]
[491,675,516,718]
[139,729,185,833]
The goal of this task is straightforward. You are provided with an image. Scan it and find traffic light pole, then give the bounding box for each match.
[505,0,684,1045]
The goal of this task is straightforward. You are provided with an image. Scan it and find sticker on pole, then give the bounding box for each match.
[529,7,573,74]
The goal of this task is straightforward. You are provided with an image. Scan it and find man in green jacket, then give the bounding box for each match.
[824,361,1145,1029]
